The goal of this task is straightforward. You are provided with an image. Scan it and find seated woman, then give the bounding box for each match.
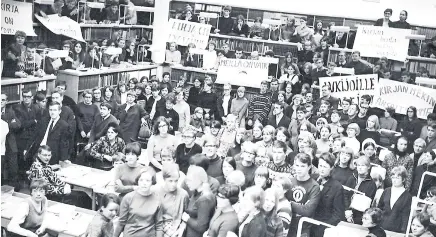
[102,40,120,67]
[89,123,126,170]
[249,17,264,39]
[83,45,101,68]
[83,193,121,237]
[123,40,137,64]
[165,42,181,64]
[147,116,177,170]
[182,43,200,67]
[114,142,155,196]
[232,15,249,37]
[61,41,85,70]
[7,179,49,237]
[28,145,71,201]
[113,171,163,237]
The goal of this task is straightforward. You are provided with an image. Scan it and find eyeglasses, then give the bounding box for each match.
[23,95,32,98]
[182,135,194,139]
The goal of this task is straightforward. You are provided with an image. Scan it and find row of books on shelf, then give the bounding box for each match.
[409,61,436,76]
[2,85,21,102]
[77,70,154,91]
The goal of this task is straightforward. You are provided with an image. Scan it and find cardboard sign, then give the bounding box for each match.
[1,0,36,36]
[353,25,411,61]
[47,50,69,59]
[167,18,212,49]
[319,74,378,106]
[35,14,85,42]
[372,79,436,119]
[216,59,269,88]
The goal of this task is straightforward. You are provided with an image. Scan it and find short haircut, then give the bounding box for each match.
[210,120,222,129]
[364,207,383,225]
[294,153,312,166]
[413,212,431,229]
[274,175,292,192]
[100,102,113,111]
[218,184,240,205]
[100,193,121,208]
[55,80,67,89]
[162,163,181,179]
[355,156,371,167]
[223,5,232,11]
[275,127,290,140]
[82,89,93,97]
[319,152,336,168]
[48,101,61,110]
[162,72,170,78]
[51,87,64,96]
[243,186,265,210]
[29,178,48,193]
[347,123,361,136]
[384,8,393,14]
[189,154,210,171]
[235,47,243,52]
[272,140,287,153]
[390,166,407,184]
[262,125,275,136]
[125,142,142,156]
[296,105,306,113]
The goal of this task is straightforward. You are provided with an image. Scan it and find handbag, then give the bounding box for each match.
[343,185,372,212]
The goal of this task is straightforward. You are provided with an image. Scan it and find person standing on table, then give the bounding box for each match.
[114,171,164,237]
[246,80,272,129]
[1,94,21,190]
[30,102,70,165]
[88,103,119,143]
[114,142,155,196]
[28,146,71,201]
[116,90,149,143]
[7,179,49,237]
[215,6,233,35]
[83,193,121,237]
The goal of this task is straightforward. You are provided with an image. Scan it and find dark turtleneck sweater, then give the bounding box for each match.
[206,156,224,184]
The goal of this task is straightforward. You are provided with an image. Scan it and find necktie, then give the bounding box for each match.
[49,120,54,133]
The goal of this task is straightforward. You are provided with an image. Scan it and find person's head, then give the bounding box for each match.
[235,86,246,99]
[222,156,236,179]
[117,38,125,49]
[362,208,383,228]
[293,94,303,106]
[316,118,328,132]
[315,58,324,69]
[181,128,196,146]
[153,116,170,136]
[401,71,412,83]
[99,102,112,118]
[217,184,240,208]
[226,170,245,187]
[252,123,263,139]
[275,127,290,143]
[162,72,171,83]
[260,80,269,93]
[125,142,141,167]
[330,110,341,123]
[14,31,26,45]
[160,83,170,97]
[207,41,216,51]
[223,83,232,97]
[319,125,331,140]
[338,147,355,168]
[210,120,222,136]
[81,89,93,104]
[355,156,371,176]
[271,176,292,199]
[272,102,285,116]
[99,193,121,220]
[254,146,269,167]
[73,42,83,54]
[413,138,427,154]
[37,145,52,164]
[241,141,257,166]
[299,16,307,26]
[51,88,63,104]
[162,163,181,192]
[137,171,155,193]
[318,152,336,178]
[411,213,431,236]
[194,107,204,119]
[203,81,213,93]
[351,51,361,62]
[382,70,391,79]
[160,147,175,166]
[262,125,275,143]
[125,90,136,104]
[106,123,120,141]
[271,140,287,166]
[270,79,279,92]
[203,137,219,158]
[29,178,48,202]
[362,140,376,158]
[390,166,407,188]
[20,89,33,106]
[331,135,345,153]
[319,101,330,115]
[295,105,306,121]
[427,124,436,139]
[395,136,409,154]
[186,165,208,191]
[294,153,312,179]
[103,86,114,99]
[222,43,230,52]
[241,186,265,214]
[222,5,231,17]
[384,106,395,118]
[263,188,279,215]
[384,8,393,20]
[366,115,380,130]
[407,106,418,120]
[169,42,177,52]
[254,17,262,27]
[165,94,176,110]
[346,123,360,138]
[235,47,244,59]
[254,166,269,189]
[48,102,62,120]
[34,92,47,108]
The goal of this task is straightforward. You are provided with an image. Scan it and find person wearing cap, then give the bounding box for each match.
[374,8,394,27]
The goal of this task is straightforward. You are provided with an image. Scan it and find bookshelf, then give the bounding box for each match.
[407,56,436,77]
[57,64,158,102]
[1,75,57,104]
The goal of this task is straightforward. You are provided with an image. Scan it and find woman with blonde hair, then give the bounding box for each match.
[263,188,284,237]
[256,125,276,155]
[331,147,355,185]
[239,186,267,237]
[231,86,249,128]
[182,165,216,237]
[359,115,381,144]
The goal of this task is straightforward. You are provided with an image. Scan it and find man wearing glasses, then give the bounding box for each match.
[13,89,40,178]
[203,138,224,184]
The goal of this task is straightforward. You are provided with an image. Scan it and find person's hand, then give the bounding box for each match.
[70,9,78,15]
[64,184,71,195]
[205,114,210,119]
[182,212,190,222]
[35,226,46,235]
[84,144,91,150]
[80,131,87,138]
[86,132,90,138]
[214,29,220,33]
[15,71,28,78]
[333,43,339,48]
[104,155,113,162]
[247,119,253,126]
[345,210,353,222]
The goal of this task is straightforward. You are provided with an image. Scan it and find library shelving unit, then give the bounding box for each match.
[1,75,57,104]
[58,64,158,102]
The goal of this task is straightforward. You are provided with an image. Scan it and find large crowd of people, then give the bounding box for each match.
[1,2,436,237]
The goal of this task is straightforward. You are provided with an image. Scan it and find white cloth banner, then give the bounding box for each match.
[216,59,269,88]
[372,79,436,119]
[35,14,85,42]
[319,74,378,106]
[353,25,411,61]
[1,0,36,36]
[167,19,212,49]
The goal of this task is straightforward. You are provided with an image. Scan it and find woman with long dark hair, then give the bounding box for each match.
[102,86,118,114]
[382,136,414,190]
[398,106,422,153]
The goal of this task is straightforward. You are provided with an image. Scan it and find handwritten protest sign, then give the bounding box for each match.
[319,74,378,106]
[1,0,36,36]
[372,79,436,119]
[216,59,269,88]
[35,14,84,42]
[353,25,411,61]
[167,18,212,49]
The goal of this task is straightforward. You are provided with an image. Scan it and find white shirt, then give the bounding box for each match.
[390,186,405,209]
[0,119,9,156]
[222,95,231,116]
[203,50,217,70]
[150,96,161,119]
[40,117,59,146]
[275,113,283,126]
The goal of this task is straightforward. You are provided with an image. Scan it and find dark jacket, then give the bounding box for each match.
[217,16,234,35]
[89,114,119,143]
[13,103,39,144]
[33,117,70,164]
[392,21,411,29]
[240,212,267,237]
[268,114,292,129]
[411,163,436,198]
[232,24,249,37]
[182,53,200,67]
[115,103,148,143]
[378,187,412,233]
[345,61,373,75]
[314,178,346,226]
[1,107,21,153]
[217,95,233,121]
[344,172,377,224]
[374,19,394,27]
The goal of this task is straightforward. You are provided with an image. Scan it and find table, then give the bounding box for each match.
[56,163,112,210]
[1,75,57,104]
[1,189,96,237]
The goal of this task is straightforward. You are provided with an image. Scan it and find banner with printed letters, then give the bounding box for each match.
[372,79,436,119]
[319,74,378,106]
[167,18,212,49]
[353,25,411,61]
[1,0,36,36]
[35,14,85,42]
[216,59,269,88]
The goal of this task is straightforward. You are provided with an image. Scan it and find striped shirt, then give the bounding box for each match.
[247,92,272,124]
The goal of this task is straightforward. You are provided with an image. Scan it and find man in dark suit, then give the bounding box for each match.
[217,83,233,123]
[1,94,21,190]
[31,102,70,165]
[335,50,348,67]
[88,102,119,143]
[311,58,328,87]
[13,89,40,176]
[268,102,291,129]
[374,8,394,27]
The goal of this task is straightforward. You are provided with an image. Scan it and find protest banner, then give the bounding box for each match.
[216,59,269,88]
[167,18,212,49]
[319,74,378,106]
[1,0,36,36]
[353,25,411,61]
[372,79,436,119]
[35,14,85,42]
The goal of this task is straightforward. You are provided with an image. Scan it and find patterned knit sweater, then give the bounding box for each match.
[247,92,272,124]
